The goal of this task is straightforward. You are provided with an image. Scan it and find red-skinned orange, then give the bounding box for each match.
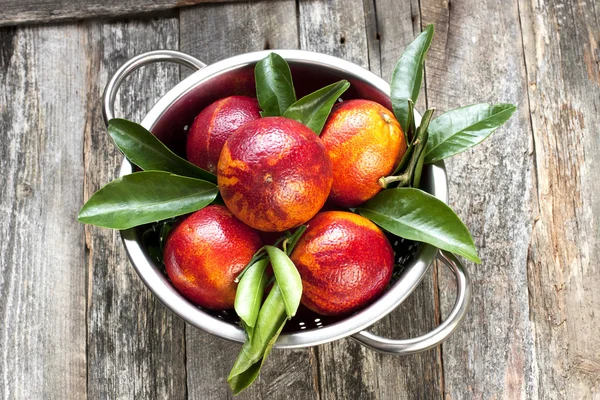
[217,117,333,232]
[163,205,262,310]
[186,96,261,173]
[320,99,407,207]
[290,211,394,316]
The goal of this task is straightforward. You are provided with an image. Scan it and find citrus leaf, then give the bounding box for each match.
[392,140,414,176]
[228,359,262,396]
[228,297,287,395]
[404,98,416,144]
[391,25,434,133]
[228,283,287,394]
[283,80,350,135]
[252,283,287,350]
[255,53,296,117]
[411,138,428,189]
[424,103,517,163]
[228,339,259,389]
[265,246,302,318]
[234,259,269,329]
[235,246,267,283]
[285,225,307,256]
[357,188,481,263]
[108,118,216,183]
[381,108,434,189]
[78,171,218,229]
[410,108,434,188]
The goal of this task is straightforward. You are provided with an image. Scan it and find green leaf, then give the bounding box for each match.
[424,103,517,163]
[228,339,260,391]
[391,25,434,133]
[392,141,414,176]
[265,246,302,318]
[405,98,416,144]
[284,225,307,256]
[228,283,287,394]
[410,108,434,188]
[255,53,296,117]
[381,108,435,189]
[78,171,218,229]
[228,359,262,396]
[235,246,267,283]
[235,259,269,329]
[107,118,216,183]
[357,188,481,263]
[283,80,350,135]
[411,132,428,188]
[252,283,287,348]
[230,300,288,396]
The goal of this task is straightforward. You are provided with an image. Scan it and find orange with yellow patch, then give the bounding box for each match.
[217,117,333,232]
[290,211,394,316]
[320,99,407,207]
[163,205,263,310]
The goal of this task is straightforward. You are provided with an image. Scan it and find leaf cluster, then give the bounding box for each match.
[228,226,306,394]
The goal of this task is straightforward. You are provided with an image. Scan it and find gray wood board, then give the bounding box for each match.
[519,0,600,398]
[421,0,536,397]
[180,2,320,399]
[0,24,87,398]
[0,0,245,27]
[83,18,188,399]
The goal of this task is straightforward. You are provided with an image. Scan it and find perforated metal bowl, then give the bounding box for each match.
[103,50,471,354]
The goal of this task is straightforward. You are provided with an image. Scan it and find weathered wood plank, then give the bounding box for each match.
[420,0,536,398]
[0,25,87,399]
[0,0,245,28]
[180,3,319,399]
[299,0,368,66]
[180,0,298,66]
[518,0,600,398]
[299,1,442,399]
[83,18,188,399]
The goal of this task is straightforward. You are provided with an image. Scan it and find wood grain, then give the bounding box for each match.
[0,0,244,27]
[1,1,599,399]
[371,0,425,109]
[83,18,188,399]
[180,0,299,66]
[180,2,319,399]
[519,0,600,398]
[420,0,536,398]
[299,1,442,399]
[299,0,368,66]
[0,25,87,399]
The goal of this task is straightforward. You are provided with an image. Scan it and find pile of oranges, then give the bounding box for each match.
[164,93,407,317]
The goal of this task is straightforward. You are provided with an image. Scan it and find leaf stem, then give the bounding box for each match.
[285,225,307,256]
[234,226,305,283]
[405,99,416,144]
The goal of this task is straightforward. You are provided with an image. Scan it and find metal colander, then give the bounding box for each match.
[105,50,471,354]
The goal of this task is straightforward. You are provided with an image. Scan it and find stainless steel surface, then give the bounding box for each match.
[108,49,469,350]
[102,50,206,126]
[351,251,472,354]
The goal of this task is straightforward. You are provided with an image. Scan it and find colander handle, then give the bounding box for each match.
[351,250,472,355]
[102,50,206,127]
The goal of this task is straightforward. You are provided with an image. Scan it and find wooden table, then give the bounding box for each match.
[1,0,599,398]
